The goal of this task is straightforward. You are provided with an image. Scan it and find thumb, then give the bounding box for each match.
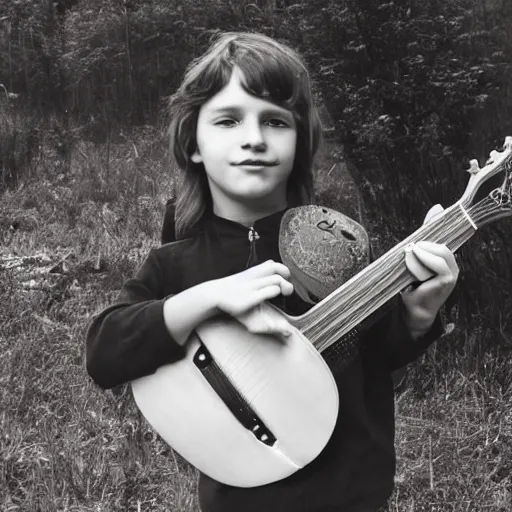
[423,204,444,225]
[236,304,292,338]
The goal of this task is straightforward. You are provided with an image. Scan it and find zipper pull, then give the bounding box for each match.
[245,227,260,268]
[248,227,260,242]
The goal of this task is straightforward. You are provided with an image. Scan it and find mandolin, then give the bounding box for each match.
[131,138,512,487]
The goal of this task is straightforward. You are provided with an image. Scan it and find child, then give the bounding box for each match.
[86,32,459,512]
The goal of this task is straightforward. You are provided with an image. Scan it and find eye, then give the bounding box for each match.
[214,118,237,127]
[266,118,289,128]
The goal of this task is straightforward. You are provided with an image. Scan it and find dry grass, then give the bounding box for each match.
[391,371,512,511]
[1,129,511,511]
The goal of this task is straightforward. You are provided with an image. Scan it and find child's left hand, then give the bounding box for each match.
[401,204,459,338]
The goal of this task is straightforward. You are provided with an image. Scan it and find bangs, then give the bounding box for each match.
[234,50,303,110]
[183,36,308,113]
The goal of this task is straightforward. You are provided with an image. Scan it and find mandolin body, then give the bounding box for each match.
[131,305,339,488]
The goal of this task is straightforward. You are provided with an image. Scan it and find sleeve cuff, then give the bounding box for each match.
[411,312,445,351]
[391,307,445,370]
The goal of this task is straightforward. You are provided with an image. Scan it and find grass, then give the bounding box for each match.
[1,126,511,511]
[392,369,512,511]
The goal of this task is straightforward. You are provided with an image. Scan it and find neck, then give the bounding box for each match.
[212,198,288,228]
[288,201,477,352]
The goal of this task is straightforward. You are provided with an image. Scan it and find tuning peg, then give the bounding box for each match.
[485,150,500,166]
[466,159,480,174]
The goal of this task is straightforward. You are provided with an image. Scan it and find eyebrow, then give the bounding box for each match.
[206,106,293,118]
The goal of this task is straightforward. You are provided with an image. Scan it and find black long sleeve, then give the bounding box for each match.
[86,249,185,389]
[361,295,444,372]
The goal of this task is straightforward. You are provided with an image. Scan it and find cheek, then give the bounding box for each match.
[195,123,208,153]
[195,129,222,163]
[281,132,298,162]
[200,125,230,148]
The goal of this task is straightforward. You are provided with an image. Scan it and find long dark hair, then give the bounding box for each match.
[168,31,323,240]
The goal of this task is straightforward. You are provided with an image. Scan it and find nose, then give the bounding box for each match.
[241,118,266,151]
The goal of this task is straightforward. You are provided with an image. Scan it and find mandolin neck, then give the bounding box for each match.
[289,201,477,352]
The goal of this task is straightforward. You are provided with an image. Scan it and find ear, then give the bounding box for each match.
[191,148,202,163]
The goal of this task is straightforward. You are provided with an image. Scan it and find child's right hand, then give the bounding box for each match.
[208,260,294,339]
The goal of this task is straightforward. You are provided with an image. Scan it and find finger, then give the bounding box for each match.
[254,284,284,304]
[414,241,459,276]
[262,305,293,337]
[237,283,283,312]
[256,275,294,296]
[412,244,458,280]
[260,313,292,337]
[402,273,456,305]
[235,285,283,315]
[423,204,444,225]
[405,249,435,281]
[248,260,291,280]
[238,305,292,337]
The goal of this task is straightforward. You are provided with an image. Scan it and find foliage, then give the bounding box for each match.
[0,101,41,190]
[1,0,512,509]
[277,0,512,361]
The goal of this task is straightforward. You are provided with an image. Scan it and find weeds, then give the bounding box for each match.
[0,102,42,191]
[1,115,511,510]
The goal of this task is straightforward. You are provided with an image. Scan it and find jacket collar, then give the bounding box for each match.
[208,207,288,239]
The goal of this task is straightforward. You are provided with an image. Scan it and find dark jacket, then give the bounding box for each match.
[87,206,443,512]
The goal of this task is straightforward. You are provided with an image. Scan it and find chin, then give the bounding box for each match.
[235,190,280,202]
[236,182,287,196]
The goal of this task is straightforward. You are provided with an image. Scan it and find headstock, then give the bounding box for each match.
[458,137,512,228]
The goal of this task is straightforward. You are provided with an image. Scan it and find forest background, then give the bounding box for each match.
[1,0,512,510]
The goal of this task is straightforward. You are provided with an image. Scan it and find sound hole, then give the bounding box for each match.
[340,230,356,241]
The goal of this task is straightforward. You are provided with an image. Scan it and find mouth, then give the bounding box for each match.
[233,159,279,167]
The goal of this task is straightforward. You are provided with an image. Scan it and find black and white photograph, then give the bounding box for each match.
[1,1,511,510]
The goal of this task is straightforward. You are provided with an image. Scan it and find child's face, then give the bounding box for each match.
[191,67,297,213]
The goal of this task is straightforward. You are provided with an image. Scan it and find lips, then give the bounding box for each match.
[234,159,278,166]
